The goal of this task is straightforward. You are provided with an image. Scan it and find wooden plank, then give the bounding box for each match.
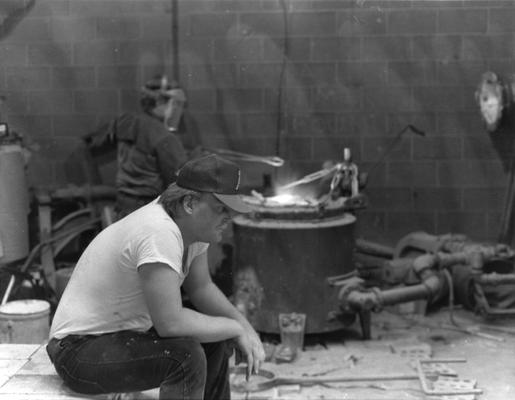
[0,345,40,360]
[0,359,28,379]
[17,346,56,376]
[0,375,68,394]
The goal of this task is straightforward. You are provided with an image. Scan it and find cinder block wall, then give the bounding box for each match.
[1,0,514,245]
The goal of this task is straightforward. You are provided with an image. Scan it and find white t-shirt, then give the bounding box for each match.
[50,199,209,339]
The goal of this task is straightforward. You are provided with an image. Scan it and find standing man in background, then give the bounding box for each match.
[85,74,194,218]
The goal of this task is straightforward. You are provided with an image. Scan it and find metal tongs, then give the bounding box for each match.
[208,148,284,167]
[278,164,340,191]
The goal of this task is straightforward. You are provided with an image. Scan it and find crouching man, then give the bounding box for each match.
[47,154,265,400]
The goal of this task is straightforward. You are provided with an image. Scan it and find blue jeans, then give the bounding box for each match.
[46,329,231,400]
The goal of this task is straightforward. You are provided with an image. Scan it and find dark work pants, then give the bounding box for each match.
[46,329,231,400]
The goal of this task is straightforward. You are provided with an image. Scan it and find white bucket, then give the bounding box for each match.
[0,299,50,344]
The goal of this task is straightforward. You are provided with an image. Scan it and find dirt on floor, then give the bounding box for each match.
[231,307,515,400]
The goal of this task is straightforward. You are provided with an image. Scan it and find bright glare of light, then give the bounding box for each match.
[268,193,296,205]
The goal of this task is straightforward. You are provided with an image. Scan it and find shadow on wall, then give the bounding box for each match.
[0,0,35,40]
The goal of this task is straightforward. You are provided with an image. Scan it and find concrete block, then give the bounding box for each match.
[240,12,286,37]
[412,35,462,61]
[412,187,462,211]
[190,14,236,37]
[464,136,515,160]
[313,86,361,112]
[436,211,489,240]
[97,66,139,89]
[52,67,95,89]
[49,17,96,42]
[337,112,387,137]
[291,63,336,87]
[5,67,52,90]
[28,90,74,115]
[0,44,27,66]
[10,115,52,138]
[385,211,437,240]
[438,160,506,187]
[9,18,51,43]
[340,61,388,86]
[387,161,438,187]
[463,188,505,211]
[73,41,119,66]
[282,137,312,160]
[312,136,360,161]
[30,0,70,17]
[289,12,336,36]
[439,8,487,33]
[336,9,387,36]
[116,40,165,65]
[238,63,282,88]
[463,34,515,61]
[74,90,119,113]
[183,89,214,112]
[216,37,263,63]
[140,16,174,39]
[364,86,412,112]
[388,61,438,86]
[217,89,263,113]
[489,8,515,33]
[362,36,411,61]
[387,9,437,34]
[366,187,413,211]
[53,115,97,137]
[312,37,360,61]
[437,112,483,136]
[413,86,463,111]
[361,136,411,162]
[264,37,311,63]
[26,158,55,186]
[96,17,140,41]
[240,114,277,137]
[413,135,462,160]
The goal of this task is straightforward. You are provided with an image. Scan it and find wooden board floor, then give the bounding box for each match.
[0,308,513,400]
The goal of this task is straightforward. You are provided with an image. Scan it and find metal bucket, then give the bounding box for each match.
[0,299,50,343]
[233,213,356,334]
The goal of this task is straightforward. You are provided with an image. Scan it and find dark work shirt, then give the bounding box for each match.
[93,113,188,198]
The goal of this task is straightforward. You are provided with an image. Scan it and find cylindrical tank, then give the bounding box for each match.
[0,145,29,264]
[233,213,356,334]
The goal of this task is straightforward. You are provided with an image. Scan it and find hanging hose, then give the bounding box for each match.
[208,148,284,167]
[1,218,101,306]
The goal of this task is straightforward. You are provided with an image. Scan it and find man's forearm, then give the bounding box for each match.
[158,306,243,343]
[189,282,249,326]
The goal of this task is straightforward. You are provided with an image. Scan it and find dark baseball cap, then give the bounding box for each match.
[176,154,252,213]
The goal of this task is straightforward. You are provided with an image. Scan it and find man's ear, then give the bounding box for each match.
[182,195,195,215]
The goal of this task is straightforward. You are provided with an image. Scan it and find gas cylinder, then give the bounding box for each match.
[0,144,29,264]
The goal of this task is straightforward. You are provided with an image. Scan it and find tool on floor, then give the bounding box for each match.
[230,366,419,392]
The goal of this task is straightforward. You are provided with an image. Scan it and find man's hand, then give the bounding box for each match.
[235,327,266,380]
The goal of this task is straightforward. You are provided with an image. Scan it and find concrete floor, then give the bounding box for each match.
[0,307,513,399]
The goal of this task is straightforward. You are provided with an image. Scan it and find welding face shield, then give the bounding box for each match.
[162,88,186,132]
[141,75,187,132]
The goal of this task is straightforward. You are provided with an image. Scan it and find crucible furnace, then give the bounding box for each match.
[233,211,356,334]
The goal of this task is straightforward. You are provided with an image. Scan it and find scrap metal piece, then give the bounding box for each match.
[416,359,482,396]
